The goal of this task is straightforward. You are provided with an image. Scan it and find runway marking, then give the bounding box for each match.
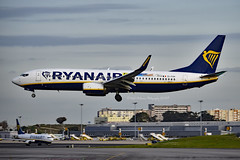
[106,152,125,160]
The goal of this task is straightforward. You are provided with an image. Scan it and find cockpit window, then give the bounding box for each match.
[20,74,29,77]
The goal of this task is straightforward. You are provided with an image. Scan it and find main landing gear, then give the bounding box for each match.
[115,93,122,102]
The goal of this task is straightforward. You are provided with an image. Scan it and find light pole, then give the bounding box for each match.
[199,100,203,136]
[79,104,83,135]
[133,102,137,138]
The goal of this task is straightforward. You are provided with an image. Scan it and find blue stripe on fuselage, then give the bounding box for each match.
[23,79,217,93]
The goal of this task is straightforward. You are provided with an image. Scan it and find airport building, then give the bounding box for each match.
[95,104,191,123]
[207,108,240,121]
[0,131,17,139]
[80,121,240,138]
[148,104,191,121]
[95,108,149,124]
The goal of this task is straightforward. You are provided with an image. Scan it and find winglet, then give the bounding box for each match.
[139,55,151,71]
[16,119,25,134]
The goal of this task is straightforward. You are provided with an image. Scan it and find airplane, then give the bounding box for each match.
[15,119,54,146]
[12,35,226,102]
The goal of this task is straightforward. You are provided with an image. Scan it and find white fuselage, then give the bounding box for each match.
[12,69,218,93]
[17,133,54,143]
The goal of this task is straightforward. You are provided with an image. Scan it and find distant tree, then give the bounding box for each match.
[162,111,180,122]
[0,120,8,130]
[130,112,156,122]
[162,111,219,122]
[56,117,67,124]
[201,111,217,121]
[68,126,79,131]
[149,115,157,122]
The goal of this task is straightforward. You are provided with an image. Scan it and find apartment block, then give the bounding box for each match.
[148,104,191,121]
[95,108,149,124]
[207,109,240,121]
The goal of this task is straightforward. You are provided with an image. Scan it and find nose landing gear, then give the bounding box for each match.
[31,92,36,98]
[115,93,122,102]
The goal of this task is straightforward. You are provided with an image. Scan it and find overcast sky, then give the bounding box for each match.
[1,0,240,127]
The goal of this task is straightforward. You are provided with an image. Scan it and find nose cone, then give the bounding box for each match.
[12,77,20,86]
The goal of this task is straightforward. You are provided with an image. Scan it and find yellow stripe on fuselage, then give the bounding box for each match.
[83,89,105,91]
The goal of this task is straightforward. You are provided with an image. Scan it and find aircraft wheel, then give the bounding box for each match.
[115,94,122,102]
[31,93,36,98]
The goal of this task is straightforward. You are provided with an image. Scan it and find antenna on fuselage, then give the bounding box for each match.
[150,66,154,71]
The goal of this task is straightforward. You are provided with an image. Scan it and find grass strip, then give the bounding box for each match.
[104,134,240,148]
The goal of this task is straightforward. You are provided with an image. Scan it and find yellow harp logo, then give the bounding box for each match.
[203,50,220,68]
[17,124,20,131]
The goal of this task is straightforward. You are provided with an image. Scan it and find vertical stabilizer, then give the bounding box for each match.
[172,35,225,74]
[16,119,24,134]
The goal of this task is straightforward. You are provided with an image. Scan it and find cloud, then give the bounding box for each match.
[27,57,45,61]
[0,4,137,19]
[221,67,240,73]
[100,18,131,23]
[2,33,239,47]
[0,34,210,47]
[8,70,16,74]
[94,66,132,70]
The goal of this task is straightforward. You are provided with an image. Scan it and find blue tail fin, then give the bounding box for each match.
[171,35,225,74]
[16,119,24,134]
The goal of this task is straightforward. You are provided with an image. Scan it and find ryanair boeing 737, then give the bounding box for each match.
[15,119,53,146]
[12,35,226,102]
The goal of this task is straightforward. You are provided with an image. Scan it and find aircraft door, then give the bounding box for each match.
[36,71,41,81]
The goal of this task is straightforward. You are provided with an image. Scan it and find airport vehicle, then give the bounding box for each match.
[16,119,54,146]
[12,35,226,102]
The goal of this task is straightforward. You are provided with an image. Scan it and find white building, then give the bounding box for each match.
[207,108,240,121]
[148,104,191,121]
[95,108,149,124]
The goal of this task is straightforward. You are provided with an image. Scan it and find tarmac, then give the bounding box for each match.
[1,140,240,159]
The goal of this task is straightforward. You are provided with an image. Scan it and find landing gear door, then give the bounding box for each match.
[36,71,41,81]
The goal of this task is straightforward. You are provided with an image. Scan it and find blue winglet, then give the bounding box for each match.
[139,55,151,71]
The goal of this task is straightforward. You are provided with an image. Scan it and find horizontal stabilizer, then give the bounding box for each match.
[200,71,226,78]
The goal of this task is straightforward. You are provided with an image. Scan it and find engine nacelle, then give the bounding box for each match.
[83,83,107,96]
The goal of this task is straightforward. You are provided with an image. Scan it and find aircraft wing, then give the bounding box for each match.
[104,55,151,91]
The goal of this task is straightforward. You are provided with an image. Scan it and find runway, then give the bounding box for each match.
[0,140,146,148]
[0,140,144,148]
[1,141,240,160]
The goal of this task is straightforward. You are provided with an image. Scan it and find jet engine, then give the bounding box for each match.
[83,83,107,96]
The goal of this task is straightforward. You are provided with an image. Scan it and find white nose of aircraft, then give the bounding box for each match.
[12,76,20,86]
